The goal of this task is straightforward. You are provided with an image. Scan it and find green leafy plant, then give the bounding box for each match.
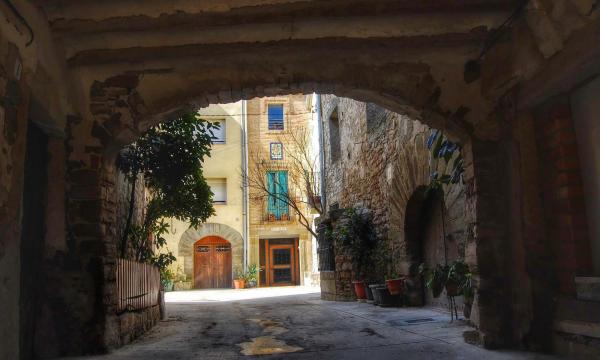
[419,263,448,298]
[246,264,259,283]
[334,208,378,278]
[419,260,473,299]
[234,266,245,280]
[426,129,464,196]
[160,267,176,291]
[117,112,217,257]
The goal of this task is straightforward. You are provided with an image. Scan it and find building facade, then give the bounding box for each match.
[246,95,319,287]
[163,102,247,290]
[162,96,319,289]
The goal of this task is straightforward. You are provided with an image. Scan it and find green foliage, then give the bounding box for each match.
[426,130,464,196]
[419,260,473,299]
[246,264,259,283]
[127,217,177,282]
[118,112,217,228]
[419,263,447,298]
[234,264,259,283]
[117,112,217,262]
[334,208,378,277]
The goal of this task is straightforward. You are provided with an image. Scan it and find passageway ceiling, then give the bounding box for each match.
[27,0,526,146]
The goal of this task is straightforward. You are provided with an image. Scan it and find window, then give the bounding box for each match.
[208,120,226,144]
[328,108,341,162]
[266,171,289,219]
[270,142,283,160]
[268,104,284,130]
[207,178,227,204]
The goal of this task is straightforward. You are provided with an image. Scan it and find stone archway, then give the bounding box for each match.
[178,223,244,281]
[388,131,432,275]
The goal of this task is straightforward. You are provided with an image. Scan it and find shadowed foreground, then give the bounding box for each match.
[63,288,559,359]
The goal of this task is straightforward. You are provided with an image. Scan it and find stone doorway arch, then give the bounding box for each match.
[178,223,244,281]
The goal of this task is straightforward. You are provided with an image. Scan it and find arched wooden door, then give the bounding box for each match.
[193,236,232,289]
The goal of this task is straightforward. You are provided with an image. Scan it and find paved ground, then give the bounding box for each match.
[66,287,559,359]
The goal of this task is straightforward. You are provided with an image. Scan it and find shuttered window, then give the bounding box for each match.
[266,171,289,219]
[268,104,284,130]
[207,178,227,204]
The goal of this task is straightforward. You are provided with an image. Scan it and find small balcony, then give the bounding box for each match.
[264,212,291,222]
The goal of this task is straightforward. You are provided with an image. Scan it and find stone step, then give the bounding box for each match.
[554,320,600,339]
[555,297,600,323]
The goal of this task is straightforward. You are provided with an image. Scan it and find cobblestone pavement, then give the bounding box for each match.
[64,287,560,359]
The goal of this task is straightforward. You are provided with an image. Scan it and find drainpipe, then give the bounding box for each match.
[316,93,327,213]
[241,99,250,269]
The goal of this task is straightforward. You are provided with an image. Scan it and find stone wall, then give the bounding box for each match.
[0,31,31,360]
[115,171,147,257]
[319,95,467,300]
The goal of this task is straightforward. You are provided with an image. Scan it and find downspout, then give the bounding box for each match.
[241,100,250,269]
[316,93,327,212]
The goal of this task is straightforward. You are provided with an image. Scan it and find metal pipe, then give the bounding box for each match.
[241,99,250,269]
[316,94,327,212]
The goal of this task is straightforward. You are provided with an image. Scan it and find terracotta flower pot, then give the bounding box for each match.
[233,279,246,289]
[353,281,367,300]
[386,278,404,296]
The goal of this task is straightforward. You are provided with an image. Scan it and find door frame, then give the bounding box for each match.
[262,238,300,287]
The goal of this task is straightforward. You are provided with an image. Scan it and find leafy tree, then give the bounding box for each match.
[117,112,218,258]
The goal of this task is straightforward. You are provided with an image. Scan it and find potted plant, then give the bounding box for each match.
[233,267,246,289]
[419,263,448,298]
[246,264,259,288]
[385,272,405,296]
[352,280,367,300]
[446,261,469,297]
[160,267,175,292]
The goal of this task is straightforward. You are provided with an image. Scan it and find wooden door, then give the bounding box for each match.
[265,241,298,286]
[193,236,232,289]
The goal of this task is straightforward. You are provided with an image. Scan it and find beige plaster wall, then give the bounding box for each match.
[162,102,245,281]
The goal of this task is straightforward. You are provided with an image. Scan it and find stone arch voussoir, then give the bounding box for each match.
[178,223,244,279]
